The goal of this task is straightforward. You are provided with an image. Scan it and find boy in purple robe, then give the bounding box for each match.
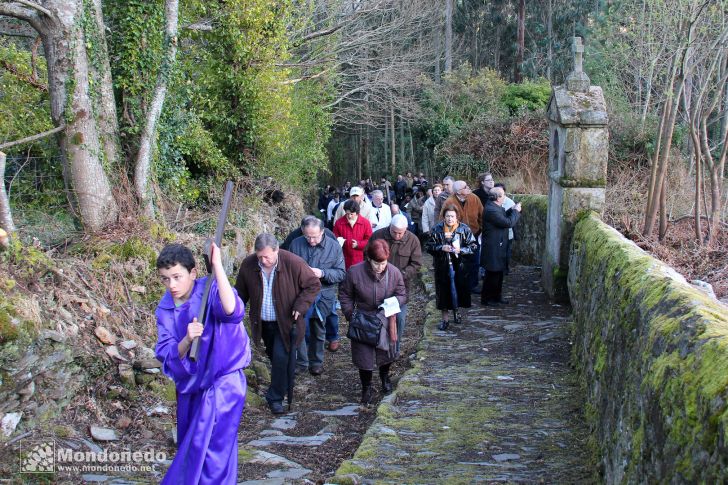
[154,243,250,485]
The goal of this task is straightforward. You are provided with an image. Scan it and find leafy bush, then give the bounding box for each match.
[417,65,508,149]
[501,79,551,115]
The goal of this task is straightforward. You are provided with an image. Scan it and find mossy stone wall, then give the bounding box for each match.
[568,214,728,483]
[511,194,547,266]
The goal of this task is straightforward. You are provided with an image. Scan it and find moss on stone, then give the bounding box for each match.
[237,447,254,462]
[559,176,606,188]
[334,461,366,477]
[148,379,176,402]
[570,214,728,482]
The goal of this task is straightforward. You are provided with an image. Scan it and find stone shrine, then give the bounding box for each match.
[543,37,609,301]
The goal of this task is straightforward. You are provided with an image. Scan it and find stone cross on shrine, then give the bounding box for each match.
[543,36,607,301]
[572,37,584,74]
[565,36,590,92]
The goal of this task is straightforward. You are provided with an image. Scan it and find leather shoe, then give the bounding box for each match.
[494,298,509,305]
[437,320,450,331]
[309,365,323,376]
[269,401,285,415]
[327,340,340,352]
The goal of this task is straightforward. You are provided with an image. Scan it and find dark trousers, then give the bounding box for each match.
[261,321,292,405]
[481,270,504,302]
[470,244,481,290]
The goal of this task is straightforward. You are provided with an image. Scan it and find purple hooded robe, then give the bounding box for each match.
[155,277,250,485]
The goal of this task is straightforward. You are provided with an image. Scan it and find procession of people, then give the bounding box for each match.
[154,171,522,483]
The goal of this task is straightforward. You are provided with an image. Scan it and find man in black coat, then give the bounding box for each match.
[480,187,521,306]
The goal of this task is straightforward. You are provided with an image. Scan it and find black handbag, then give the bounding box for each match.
[347,311,383,346]
[347,268,391,346]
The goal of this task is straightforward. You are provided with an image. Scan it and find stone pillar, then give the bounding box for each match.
[542,37,608,302]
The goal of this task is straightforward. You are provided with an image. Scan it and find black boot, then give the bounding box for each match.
[453,310,461,324]
[438,320,450,331]
[380,364,393,395]
[360,385,373,405]
[359,369,373,406]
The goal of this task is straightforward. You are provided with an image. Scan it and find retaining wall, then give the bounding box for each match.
[568,214,728,483]
[511,194,547,266]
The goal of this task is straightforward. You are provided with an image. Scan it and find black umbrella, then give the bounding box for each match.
[448,234,460,322]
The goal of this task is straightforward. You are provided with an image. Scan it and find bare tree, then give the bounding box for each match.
[680,11,728,245]
[0,0,118,232]
[514,0,525,83]
[445,0,453,73]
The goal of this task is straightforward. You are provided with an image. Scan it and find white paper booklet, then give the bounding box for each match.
[379,296,401,317]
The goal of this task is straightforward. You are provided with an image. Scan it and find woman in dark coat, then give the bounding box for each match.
[426,204,478,330]
[339,239,406,405]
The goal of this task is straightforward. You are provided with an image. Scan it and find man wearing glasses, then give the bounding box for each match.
[289,217,346,375]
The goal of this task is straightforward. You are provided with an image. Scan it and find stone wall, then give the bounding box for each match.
[568,214,728,483]
[511,194,547,266]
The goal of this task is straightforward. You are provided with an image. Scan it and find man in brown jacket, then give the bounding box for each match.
[235,233,320,415]
[444,180,484,293]
[368,214,422,351]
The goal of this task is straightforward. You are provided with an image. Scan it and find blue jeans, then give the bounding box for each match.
[395,303,407,353]
[326,305,340,343]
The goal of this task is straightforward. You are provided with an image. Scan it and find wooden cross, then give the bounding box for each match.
[572,37,584,74]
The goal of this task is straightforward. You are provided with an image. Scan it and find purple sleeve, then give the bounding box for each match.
[207,281,245,324]
[154,309,198,382]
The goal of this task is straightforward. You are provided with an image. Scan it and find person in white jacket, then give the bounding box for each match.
[367,190,392,231]
[420,184,442,235]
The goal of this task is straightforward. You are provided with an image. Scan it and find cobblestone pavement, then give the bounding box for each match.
[334,264,597,484]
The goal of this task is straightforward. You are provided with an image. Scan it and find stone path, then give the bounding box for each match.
[335,265,596,484]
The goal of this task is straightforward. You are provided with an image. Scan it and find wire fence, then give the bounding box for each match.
[3,154,78,245]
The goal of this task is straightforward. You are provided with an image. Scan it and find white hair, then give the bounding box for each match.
[391,214,408,229]
[453,180,467,192]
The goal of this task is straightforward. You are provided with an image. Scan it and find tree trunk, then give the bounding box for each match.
[390,105,396,176]
[547,0,553,83]
[89,0,121,169]
[135,0,179,217]
[445,0,453,73]
[434,22,441,82]
[0,152,15,233]
[514,0,525,83]
[365,125,370,178]
[494,24,502,72]
[399,114,405,169]
[408,121,415,171]
[0,1,120,233]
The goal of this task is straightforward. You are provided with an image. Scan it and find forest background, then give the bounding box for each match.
[0,0,726,291]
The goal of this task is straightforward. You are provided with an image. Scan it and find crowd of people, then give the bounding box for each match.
[152,171,521,483]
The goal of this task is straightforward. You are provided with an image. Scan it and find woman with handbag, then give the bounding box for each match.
[425,204,479,331]
[339,239,406,405]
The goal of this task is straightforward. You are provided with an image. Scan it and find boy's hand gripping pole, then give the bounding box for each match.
[189,181,235,362]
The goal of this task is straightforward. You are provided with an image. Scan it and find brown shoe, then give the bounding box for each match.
[327,340,340,352]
